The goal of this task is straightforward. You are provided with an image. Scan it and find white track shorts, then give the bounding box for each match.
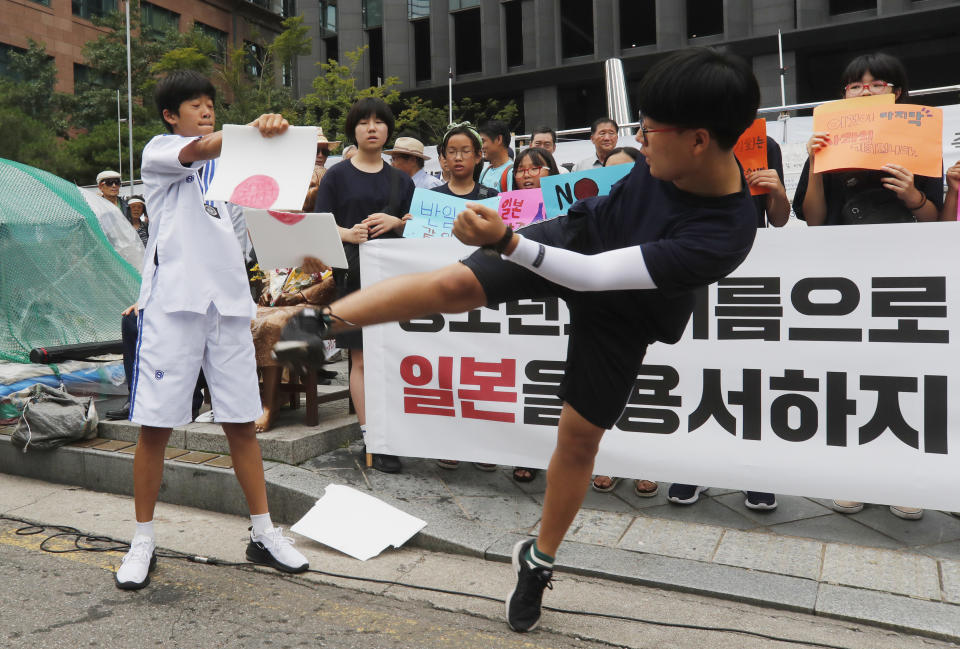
[129,304,262,428]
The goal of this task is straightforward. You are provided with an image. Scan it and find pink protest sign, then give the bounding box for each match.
[497,188,546,229]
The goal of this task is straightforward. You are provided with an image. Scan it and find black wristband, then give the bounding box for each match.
[486,225,514,254]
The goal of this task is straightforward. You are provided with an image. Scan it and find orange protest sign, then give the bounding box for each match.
[812,96,942,177]
[733,118,768,195]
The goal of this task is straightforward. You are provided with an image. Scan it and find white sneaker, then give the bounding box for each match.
[115,534,157,590]
[246,527,308,574]
[194,410,215,423]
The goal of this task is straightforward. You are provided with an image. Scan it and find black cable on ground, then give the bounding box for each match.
[0,514,861,649]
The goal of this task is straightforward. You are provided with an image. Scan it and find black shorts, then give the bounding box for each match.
[460,215,650,430]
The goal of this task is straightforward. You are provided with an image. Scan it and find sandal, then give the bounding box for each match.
[512,467,538,483]
[473,463,497,472]
[634,479,659,498]
[436,459,460,470]
[591,475,621,493]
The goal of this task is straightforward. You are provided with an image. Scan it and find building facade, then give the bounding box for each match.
[0,0,288,94]
[295,0,960,132]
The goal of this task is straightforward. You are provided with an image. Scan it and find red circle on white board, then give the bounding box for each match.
[230,174,280,208]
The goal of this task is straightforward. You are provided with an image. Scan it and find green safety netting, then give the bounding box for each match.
[0,158,141,364]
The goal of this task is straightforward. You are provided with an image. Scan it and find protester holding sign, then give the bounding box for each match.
[313,97,415,475]
[277,48,760,633]
[793,53,944,521]
[794,53,943,227]
[433,123,499,201]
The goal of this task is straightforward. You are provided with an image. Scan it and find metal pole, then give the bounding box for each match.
[777,29,789,143]
[117,90,123,182]
[125,0,134,193]
[448,68,453,126]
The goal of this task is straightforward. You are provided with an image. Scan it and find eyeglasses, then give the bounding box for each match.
[101,179,121,187]
[843,80,894,94]
[444,148,475,159]
[638,123,683,145]
[517,166,546,177]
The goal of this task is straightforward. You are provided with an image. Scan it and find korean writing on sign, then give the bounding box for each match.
[400,355,518,422]
[498,188,547,229]
[733,118,769,196]
[399,298,569,336]
[691,276,948,344]
[403,188,500,239]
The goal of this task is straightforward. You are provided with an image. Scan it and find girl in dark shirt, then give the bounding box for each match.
[794,52,943,227]
[313,97,414,474]
[432,124,499,201]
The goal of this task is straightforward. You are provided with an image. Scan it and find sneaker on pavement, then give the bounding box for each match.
[194,410,215,423]
[246,527,309,574]
[667,484,707,505]
[744,491,778,510]
[115,534,157,590]
[889,505,923,520]
[506,539,553,633]
[832,500,864,514]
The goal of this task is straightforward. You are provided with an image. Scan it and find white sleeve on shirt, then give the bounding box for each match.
[504,233,657,291]
[141,135,205,183]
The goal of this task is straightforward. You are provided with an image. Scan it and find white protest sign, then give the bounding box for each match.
[245,209,348,270]
[205,124,317,210]
[363,224,960,511]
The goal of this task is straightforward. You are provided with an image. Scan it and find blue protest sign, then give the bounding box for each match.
[403,188,500,239]
[538,165,631,220]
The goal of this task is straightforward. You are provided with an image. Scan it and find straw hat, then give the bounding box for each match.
[384,136,431,160]
[317,127,341,150]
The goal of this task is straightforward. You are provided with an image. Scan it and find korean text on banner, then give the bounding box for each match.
[539,164,631,220]
[812,95,943,177]
[403,188,500,239]
[497,188,547,229]
[204,124,317,210]
[734,118,769,196]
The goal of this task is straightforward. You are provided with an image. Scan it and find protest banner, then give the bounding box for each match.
[362,223,960,511]
[403,188,500,238]
[497,188,546,229]
[812,95,943,177]
[733,118,769,196]
[539,165,631,220]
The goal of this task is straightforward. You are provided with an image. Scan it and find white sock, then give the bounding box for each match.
[250,512,273,537]
[135,520,154,542]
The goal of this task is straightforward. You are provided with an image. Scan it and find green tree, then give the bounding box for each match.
[302,46,401,143]
[393,95,522,145]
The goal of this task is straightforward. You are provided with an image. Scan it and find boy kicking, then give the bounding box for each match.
[115,71,308,589]
[276,48,759,630]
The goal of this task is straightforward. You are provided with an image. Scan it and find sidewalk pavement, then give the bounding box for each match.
[3,386,960,641]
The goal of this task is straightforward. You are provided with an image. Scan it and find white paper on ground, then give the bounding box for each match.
[245,209,349,269]
[290,484,427,561]
[204,124,317,210]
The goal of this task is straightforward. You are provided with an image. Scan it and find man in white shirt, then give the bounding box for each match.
[573,118,619,171]
[386,136,442,189]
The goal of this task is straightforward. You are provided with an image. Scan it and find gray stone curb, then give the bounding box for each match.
[2,434,959,643]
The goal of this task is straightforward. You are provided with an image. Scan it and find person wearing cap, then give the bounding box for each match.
[97,170,128,215]
[302,129,341,211]
[387,136,442,189]
[127,196,150,246]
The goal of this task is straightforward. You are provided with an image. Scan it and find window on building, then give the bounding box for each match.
[29,0,51,6]
[829,0,875,13]
[282,63,292,87]
[247,0,281,14]
[74,62,114,88]
[141,2,180,37]
[195,22,227,63]
[504,0,523,67]
[321,0,337,35]
[409,0,430,20]
[245,41,265,77]
[620,0,656,49]
[453,7,481,74]
[0,43,27,81]
[323,35,339,63]
[72,0,118,21]
[413,19,431,82]
[367,28,384,86]
[282,0,296,18]
[686,0,723,38]
[449,0,479,9]
[560,0,594,59]
[363,0,383,28]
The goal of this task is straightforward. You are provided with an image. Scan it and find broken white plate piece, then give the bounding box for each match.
[290,484,427,561]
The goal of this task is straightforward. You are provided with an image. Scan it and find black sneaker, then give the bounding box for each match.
[506,539,553,633]
[744,491,778,511]
[272,308,333,369]
[667,483,707,505]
